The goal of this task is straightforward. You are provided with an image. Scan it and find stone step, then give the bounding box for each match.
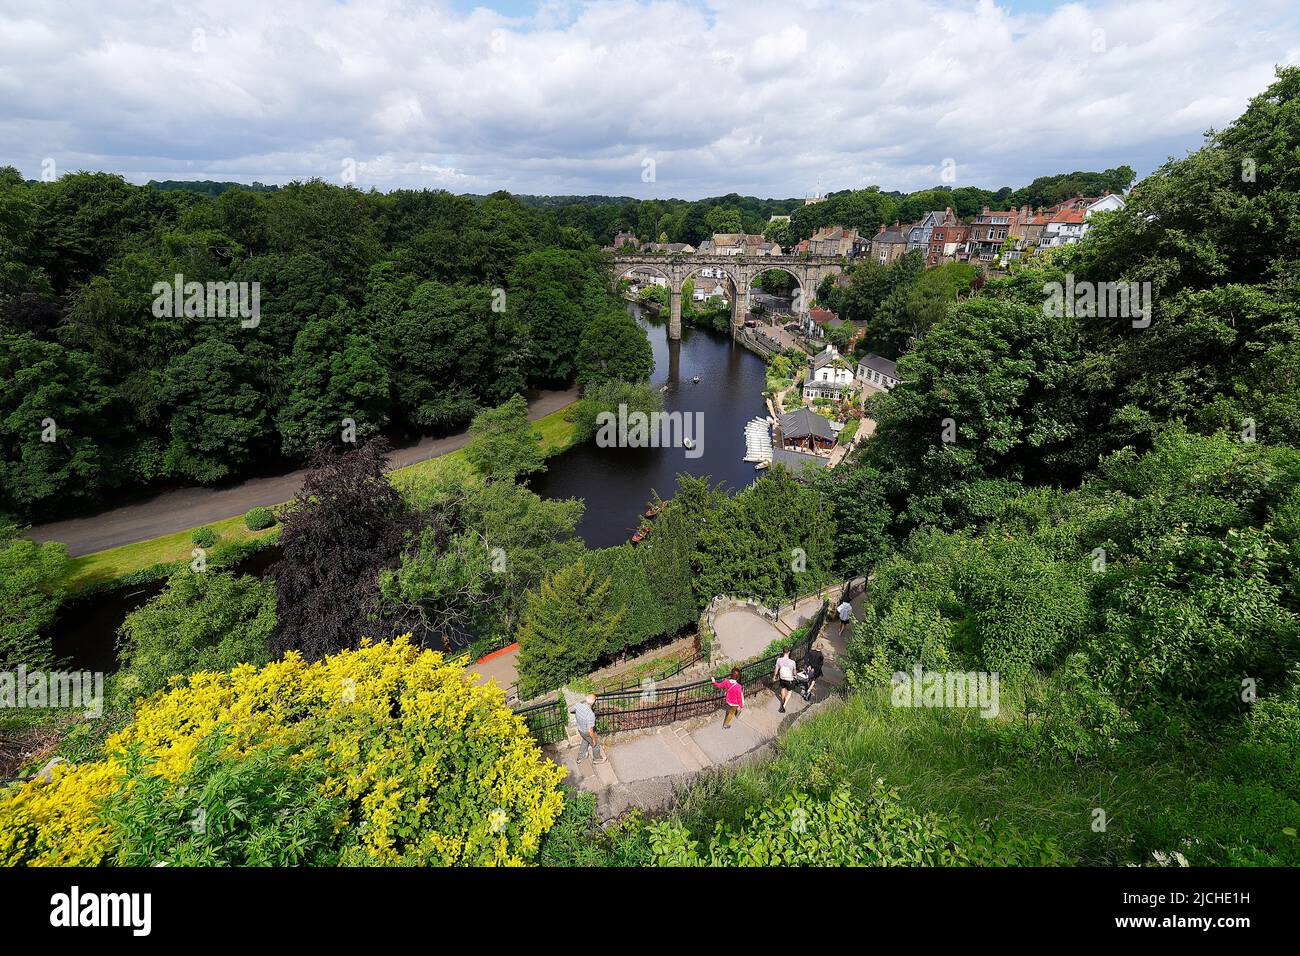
[668,725,713,771]
[591,754,620,787]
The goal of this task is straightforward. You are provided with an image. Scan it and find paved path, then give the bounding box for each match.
[549,592,853,820]
[468,645,520,704]
[712,591,835,662]
[25,388,579,557]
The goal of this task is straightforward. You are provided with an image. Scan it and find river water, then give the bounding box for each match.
[51,305,769,670]
[530,305,769,548]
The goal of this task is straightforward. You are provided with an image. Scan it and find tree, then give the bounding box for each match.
[277,311,391,457]
[114,569,276,705]
[378,529,496,652]
[638,475,728,633]
[0,532,68,670]
[269,440,418,660]
[575,310,653,389]
[0,332,123,516]
[463,394,546,480]
[159,338,271,482]
[516,561,625,698]
[391,281,493,431]
[583,545,665,654]
[705,206,743,235]
[692,468,836,606]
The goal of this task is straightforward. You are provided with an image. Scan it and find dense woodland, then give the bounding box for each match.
[2,69,1298,868]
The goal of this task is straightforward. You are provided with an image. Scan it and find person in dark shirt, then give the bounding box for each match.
[801,646,825,700]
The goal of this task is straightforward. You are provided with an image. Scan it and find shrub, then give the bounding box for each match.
[190,525,219,549]
[243,506,276,531]
[0,638,566,866]
[113,569,276,706]
[0,534,68,670]
[646,783,1068,866]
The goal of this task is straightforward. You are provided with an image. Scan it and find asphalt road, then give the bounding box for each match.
[25,388,579,558]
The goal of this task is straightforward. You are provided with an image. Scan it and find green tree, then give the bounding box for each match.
[0,533,68,669]
[463,394,546,480]
[0,332,123,516]
[693,469,836,606]
[114,569,276,705]
[159,338,271,482]
[516,561,625,698]
[575,310,653,389]
[276,311,391,456]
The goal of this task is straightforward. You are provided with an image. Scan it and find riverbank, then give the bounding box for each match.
[51,396,581,592]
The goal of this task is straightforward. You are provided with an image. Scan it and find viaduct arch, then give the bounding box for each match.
[612,253,846,340]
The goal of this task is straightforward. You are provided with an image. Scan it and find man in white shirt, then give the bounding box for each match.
[837,598,854,637]
[773,648,797,713]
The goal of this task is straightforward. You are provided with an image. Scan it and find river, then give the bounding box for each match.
[530,305,769,547]
[50,304,769,670]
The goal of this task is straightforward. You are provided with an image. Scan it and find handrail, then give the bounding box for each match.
[516,594,835,744]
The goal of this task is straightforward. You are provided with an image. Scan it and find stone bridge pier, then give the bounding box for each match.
[612,253,846,340]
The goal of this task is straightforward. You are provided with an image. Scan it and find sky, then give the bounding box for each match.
[1,0,1298,200]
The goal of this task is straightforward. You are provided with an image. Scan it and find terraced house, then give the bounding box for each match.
[870,220,911,264]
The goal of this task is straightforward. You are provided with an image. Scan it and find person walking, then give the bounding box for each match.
[712,667,745,729]
[836,596,854,637]
[774,648,797,713]
[801,644,825,700]
[570,692,606,764]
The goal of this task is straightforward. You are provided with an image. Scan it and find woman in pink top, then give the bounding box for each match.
[712,667,745,729]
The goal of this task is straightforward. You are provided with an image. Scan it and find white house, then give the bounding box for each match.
[693,279,729,304]
[802,345,855,401]
[856,354,899,391]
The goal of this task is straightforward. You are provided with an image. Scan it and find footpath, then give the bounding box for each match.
[544,586,865,820]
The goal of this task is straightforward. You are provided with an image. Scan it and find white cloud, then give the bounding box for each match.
[1,0,1296,198]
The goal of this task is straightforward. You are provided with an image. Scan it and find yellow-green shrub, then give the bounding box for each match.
[0,761,121,866]
[0,637,565,866]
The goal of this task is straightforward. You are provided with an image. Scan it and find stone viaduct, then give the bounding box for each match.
[612,253,846,339]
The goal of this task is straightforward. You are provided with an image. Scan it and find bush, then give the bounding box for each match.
[113,570,276,706]
[0,638,566,866]
[243,506,276,531]
[0,535,68,670]
[647,783,1068,866]
[190,525,219,548]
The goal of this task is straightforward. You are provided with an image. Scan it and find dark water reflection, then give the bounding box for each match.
[52,307,768,670]
[529,306,769,548]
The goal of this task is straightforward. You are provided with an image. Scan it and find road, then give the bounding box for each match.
[26,388,579,558]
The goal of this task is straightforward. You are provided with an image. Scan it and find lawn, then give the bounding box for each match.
[62,518,280,592]
[60,403,580,593]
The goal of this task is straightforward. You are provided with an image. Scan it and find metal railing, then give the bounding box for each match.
[517,599,829,744]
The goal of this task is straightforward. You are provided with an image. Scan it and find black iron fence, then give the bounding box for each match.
[516,598,829,744]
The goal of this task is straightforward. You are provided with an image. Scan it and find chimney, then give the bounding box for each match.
[877,223,885,234]
[982,206,990,215]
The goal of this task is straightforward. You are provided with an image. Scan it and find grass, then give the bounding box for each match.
[62,518,279,592]
[58,402,580,593]
[662,688,1201,866]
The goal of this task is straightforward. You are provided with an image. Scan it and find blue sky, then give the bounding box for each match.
[2,0,1297,199]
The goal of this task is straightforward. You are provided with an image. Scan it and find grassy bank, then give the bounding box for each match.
[59,403,580,593]
[662,690,1200,866]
